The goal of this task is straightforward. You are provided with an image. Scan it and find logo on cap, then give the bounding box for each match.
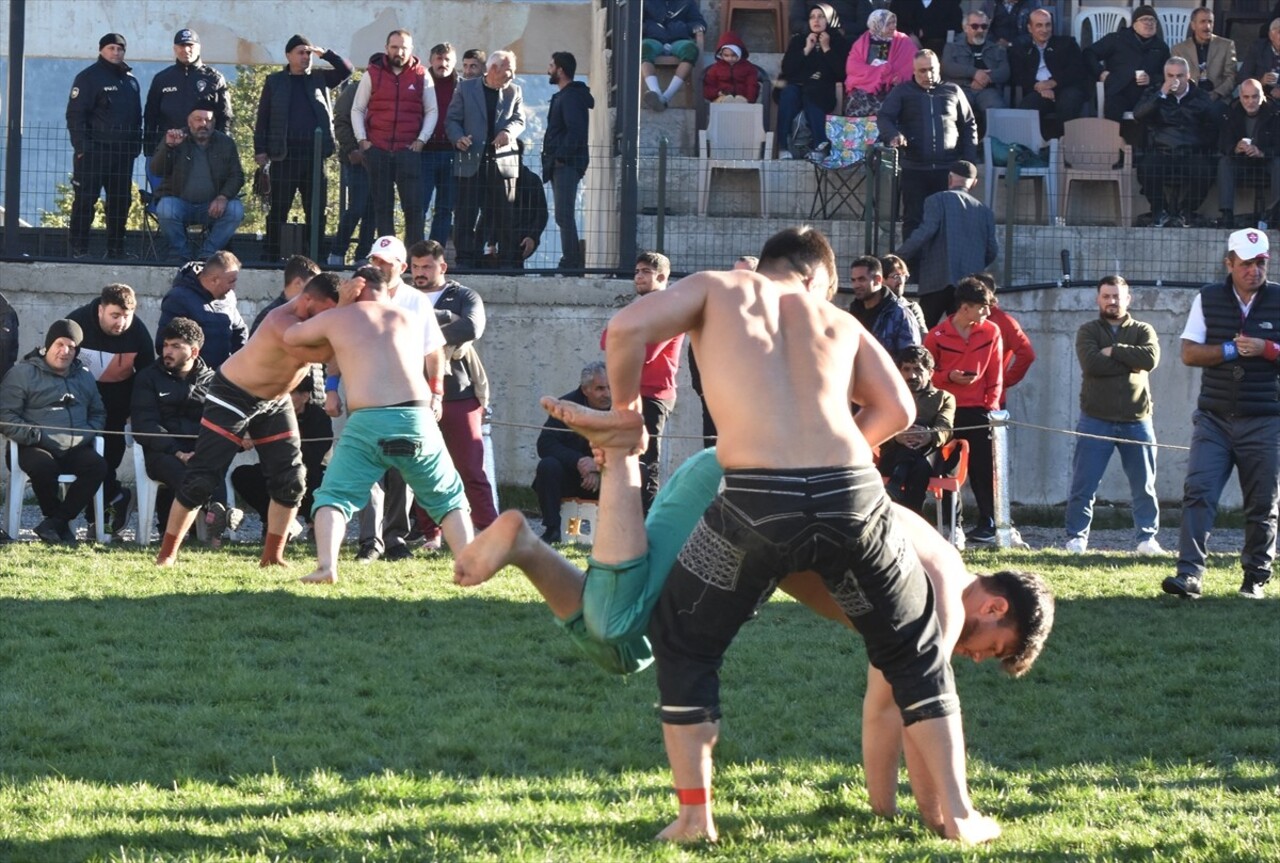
[1248,231,1260,244]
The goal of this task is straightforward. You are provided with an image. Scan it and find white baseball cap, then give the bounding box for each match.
[369,235,407,264]
[1228,228,1270,260]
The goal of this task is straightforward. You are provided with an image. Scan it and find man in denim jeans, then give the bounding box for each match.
[543,52,593,271]
[422,43,460,245]
[1064,275,1162,555]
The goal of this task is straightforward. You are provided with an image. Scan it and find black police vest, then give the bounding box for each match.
[1198,279,1280,416]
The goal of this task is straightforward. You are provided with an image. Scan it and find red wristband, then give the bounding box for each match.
[428,378,443,395]
[675,787,710,805]
[1263,341,1280,362]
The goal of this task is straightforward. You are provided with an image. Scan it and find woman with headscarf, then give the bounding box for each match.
[844,9,917,115]
[776,3,851,158]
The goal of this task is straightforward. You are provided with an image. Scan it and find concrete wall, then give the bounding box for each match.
[0,259,1242,508]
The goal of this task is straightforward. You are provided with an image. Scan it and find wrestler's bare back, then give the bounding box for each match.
[219,301,323,401]
[284,299,429,412]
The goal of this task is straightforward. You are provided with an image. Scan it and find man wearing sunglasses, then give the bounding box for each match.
[941,10,1010,135]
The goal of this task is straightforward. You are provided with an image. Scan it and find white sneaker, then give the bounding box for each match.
[1065,537,1088,553]
[1135,538,1165,555]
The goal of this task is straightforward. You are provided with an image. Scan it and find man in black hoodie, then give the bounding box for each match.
[67,283,154,533]
[543,52,594,271]
[65,33,142,259]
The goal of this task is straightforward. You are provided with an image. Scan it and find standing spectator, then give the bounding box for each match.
[703,33,761,104]
[924,277,1003,544]
[970,272,1036,409]
[894,160,997,326]
[848,254,921,355]
[131,317,229,540]
[65,33,141,260]
[1134,57,1219,228]
[143,28,232,152]
[1084,6,1169,123]
[460,49,486,80]
[880,253,928,331]
[544,52,594,272]
[777,3,849,158]
[352,29,438,245]
[983,0,1041,48]
[1241,19,1280,101]
[1171,7,1237,107]
[422,43,460,246]
[891,0,964,57]
[877,51,978,245]
[640,0,708,111]
[843,9,916,117]
[1064,276,1162,554]
[878,345,956,516]
[149,104,245,261]
[941,10,1010,131]
[0,320,107,545]
[1217,79,1280,228]
[157,251,248,370]
[1009,9,1088,137]
[67,282,154,533]
[600,252,684,512]
[534,363,610,543]
[447,50,524,269]
[253,35,352,262]
[326,80,376,267]
[408,239,497,537]
[1165,229,1280,600]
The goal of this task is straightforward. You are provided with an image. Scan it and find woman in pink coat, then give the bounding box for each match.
[844,8,916,114]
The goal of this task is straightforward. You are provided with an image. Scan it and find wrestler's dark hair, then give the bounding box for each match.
[636,251,671,276]
[953,276,994,307]
[977,569,1056,678]
[354,265,388,291]
[758,225,838,300]
[408,240,446,261]
[896,344,933,371]
[158,316,204,348]
[100,283,136,310]
[850,254,882,279]
[284,255,320,287]
[552,51,576,79]
[303,272,341,303]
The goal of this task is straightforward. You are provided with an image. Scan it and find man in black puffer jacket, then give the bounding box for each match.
[143,28,232,151]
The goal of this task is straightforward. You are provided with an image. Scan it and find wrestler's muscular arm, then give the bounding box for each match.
[848,323,916,447]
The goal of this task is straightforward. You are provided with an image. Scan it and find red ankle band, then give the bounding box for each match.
[675,787,709,805]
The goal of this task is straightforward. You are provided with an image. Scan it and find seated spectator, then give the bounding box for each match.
[777,3,850,158]
[66,283,154,535]
[844,9,916,116]
[641,0,707,111]
[891,0,964,56]
[1241,19,1280,101]
[1134,57,1219,227]
[1217,79,1280,227]
[790,0,870,42]
[848,254,921,356]
[880,253,928,331]
[233,380,331,539]
[0,320,107,545]
[1009,9,1088,137]
[149,104,244,261]
[157,251,248,369]
[983,0,1041,48]
[703,31,761,103]
[534,361,610,543]
[513,158,549,268]
[941,10,1010,128]
[1083,6,1168,122]
[877,345,956,515]
[1171,7,1236,107]
[130,317,238,541]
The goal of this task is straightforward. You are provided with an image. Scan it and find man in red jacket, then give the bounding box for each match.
[924,277,1004,544]
[352,29,439,245]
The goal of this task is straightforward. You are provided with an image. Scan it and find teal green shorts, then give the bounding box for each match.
[311,406,467,522]
[560,448,724,674]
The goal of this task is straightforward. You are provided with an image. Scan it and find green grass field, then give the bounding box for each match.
[1,540,1276,862]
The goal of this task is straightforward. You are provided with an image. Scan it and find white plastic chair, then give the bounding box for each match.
[1059,118,1134,226]
[697,102,774,216]
[1156,8,1193,44]
[1072,7,1130,47]
[132,443,248,546]
[7,436,106,542]
[982,108,1062,223]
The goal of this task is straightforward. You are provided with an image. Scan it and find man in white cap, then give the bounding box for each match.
[1165,228,1280,600]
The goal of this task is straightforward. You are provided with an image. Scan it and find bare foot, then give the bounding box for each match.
[945,812,1001,844]
[301,568,337,584]
[155,555,176,568]
[260,558,290,568]
[454,510,539,586]
[540,397,647,453]
[656,811,718,844]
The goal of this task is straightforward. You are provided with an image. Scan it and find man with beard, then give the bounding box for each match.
[848,254,921,355]
[149,104,245,260]
[144,28,232,151]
